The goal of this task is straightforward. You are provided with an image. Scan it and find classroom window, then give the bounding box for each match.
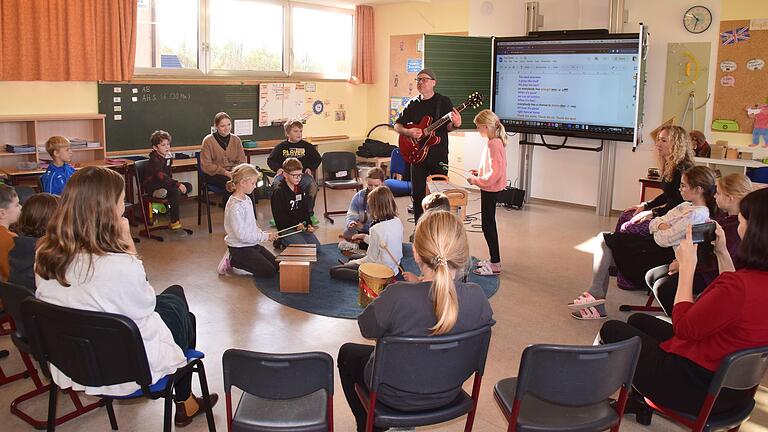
[291,6,353,77]
[209,0,284,72]
[134,1,353,79]
[135,0,199,70]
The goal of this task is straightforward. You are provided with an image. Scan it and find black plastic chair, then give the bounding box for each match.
[0,282,106,428]
[134,159,193,241]
[354,325,492,432]
[222,349,334,432]
[619,264,668,314]
[643,346,768,431]
[21,297,216,432]
[321,151,361,223]
[196,151,227,234]
[493,337,641,432]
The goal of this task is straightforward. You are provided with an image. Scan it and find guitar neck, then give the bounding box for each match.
[424,101,469,134]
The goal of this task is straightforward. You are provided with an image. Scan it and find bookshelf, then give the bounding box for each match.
[0,114,107,174]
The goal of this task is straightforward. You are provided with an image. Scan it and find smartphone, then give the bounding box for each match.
[691,221,716,244]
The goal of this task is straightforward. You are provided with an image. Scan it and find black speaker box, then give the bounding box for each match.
[497,186,525,209]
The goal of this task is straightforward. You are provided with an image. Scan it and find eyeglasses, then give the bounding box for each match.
[414,77,434,82]
[287,172,303,179]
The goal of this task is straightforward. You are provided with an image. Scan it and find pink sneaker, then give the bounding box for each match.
[217,251,231,275]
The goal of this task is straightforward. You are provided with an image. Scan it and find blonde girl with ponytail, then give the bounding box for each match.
[337,211,494,431]
[467,109,508,276]
[218,163,279,276]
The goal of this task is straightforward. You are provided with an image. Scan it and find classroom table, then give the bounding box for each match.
[1,159,136,199]
[638,177,663,202]
[244,140,281,164]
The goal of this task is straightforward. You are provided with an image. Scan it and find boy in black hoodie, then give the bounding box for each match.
[142,130,193,237]
[270,158,320,249]
[267,120,321,225]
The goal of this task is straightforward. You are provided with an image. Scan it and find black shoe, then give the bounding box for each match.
[0,349,9,359]
[611,395,653,426]
[174,393,219,427]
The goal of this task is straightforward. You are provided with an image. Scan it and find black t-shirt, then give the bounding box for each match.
[267,139,322,172]
[396,93,454,162]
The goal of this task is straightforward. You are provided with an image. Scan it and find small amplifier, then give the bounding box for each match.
[497,185,525,209]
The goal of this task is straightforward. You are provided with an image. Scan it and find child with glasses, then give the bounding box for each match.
[270,158,319,248]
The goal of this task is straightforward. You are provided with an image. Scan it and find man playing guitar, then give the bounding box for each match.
[394,68,462,223]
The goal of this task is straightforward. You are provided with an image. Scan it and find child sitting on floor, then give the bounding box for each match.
[270,157,319,248]
[218,164,279,277]
[40,136,76,195]
[339,167,386,252]
[142,130,193,237]
[330,186,403,281]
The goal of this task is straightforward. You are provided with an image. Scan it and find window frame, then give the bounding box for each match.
[133,0,354,81]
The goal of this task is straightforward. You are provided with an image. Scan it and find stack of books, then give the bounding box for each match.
[5,143,36,153]
[69,138,88,149]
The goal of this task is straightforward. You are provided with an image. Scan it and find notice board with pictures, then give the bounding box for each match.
[712,18,768,139]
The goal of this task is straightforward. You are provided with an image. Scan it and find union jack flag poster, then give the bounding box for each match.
[721,27,751,45]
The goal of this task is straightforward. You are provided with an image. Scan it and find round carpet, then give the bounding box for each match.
[251,243,499,319]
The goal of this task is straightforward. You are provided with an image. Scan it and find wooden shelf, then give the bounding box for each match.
[0,114,107,174]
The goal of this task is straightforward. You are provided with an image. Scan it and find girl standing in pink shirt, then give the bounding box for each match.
[467,109,508,276]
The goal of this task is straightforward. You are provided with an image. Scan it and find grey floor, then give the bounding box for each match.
[1,189,767,431]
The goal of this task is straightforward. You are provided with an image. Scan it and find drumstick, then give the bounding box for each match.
[379,240,406,274]
[276,223,305,235]
[277,230,305,240]
[439,162,470,173]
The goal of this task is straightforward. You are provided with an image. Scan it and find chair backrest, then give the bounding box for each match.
[21,297,155,391]
[222,349,333,400]
[389,148,407,177]
[133,159,151,196]
[0,281,36,338]
[709,346,768,395]
[645,264,670,291]
[321,152,357,180]
[368,326,492,395]
[514,337,641,406]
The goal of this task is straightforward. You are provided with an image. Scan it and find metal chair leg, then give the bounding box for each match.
[205,189,213,234]
[46,383,58,432]
[196,362,217,432]
[105,399,118,430]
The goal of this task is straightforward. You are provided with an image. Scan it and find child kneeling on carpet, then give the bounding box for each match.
[337,210,495,432]
[271,157,320,248]
[330,186,403,281]
[218,164,279,277]
[339,167,386,253]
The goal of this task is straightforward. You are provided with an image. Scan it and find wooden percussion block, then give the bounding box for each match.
[279,261,311,293]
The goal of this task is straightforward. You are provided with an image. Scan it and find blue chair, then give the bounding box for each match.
[383,148,411,197]
[196,152,227,234]
[21,297,216,432]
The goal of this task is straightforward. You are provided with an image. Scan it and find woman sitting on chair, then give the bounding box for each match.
[337,211,494,432]
[600,187,768,421]
[35,167,218,427]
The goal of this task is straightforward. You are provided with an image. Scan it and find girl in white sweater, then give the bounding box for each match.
[218,164,279,277]
[35,167,217,426]
[331,186,403,281]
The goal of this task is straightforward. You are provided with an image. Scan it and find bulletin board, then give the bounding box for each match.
[259,82,311,127]
[388,34,424,125]
[712,19,768,135]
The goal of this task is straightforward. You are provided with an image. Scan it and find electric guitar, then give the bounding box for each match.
[398,92,483,164]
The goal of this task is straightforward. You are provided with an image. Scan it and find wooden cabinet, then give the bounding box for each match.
[0,114,107,177]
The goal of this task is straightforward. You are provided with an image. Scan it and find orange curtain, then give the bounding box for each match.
[352,5,374,84]
[0,0,137,81]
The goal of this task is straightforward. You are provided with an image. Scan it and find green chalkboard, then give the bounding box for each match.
[423,35,492,129]
[97,83,284,152]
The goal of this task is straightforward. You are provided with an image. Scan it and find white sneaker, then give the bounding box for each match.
[231,267,253,276]
[217,252,231,275]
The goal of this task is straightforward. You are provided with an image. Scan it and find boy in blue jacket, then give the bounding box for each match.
[40,136,75,195]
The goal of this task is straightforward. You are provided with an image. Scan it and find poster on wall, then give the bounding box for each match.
[389,34,423,124]
[712,19,768,147]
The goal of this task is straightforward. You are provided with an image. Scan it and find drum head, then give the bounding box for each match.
[359,262,394,279]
